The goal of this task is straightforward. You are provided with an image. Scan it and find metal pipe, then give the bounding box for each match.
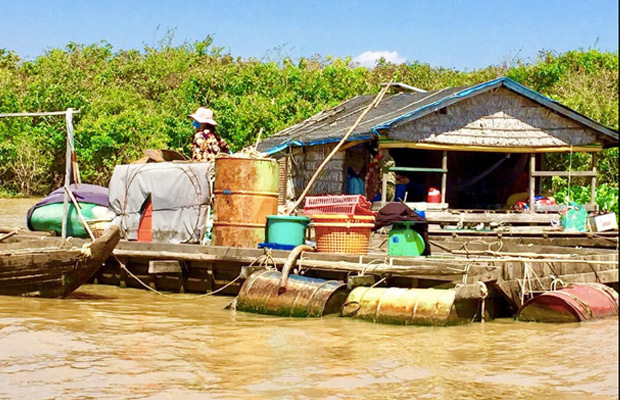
[278,244,314,294]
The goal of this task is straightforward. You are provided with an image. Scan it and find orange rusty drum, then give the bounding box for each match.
[212,156,279,247]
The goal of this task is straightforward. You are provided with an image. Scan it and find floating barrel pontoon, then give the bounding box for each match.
[517,283,619,323]
[236,270,348,317]
[341,286,465,326]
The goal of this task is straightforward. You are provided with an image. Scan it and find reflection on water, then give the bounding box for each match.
[0,286,617,399]
[0,197,41,229]
[0,199,618,399]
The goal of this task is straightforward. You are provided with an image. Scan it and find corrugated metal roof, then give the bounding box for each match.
[258,77,618,154]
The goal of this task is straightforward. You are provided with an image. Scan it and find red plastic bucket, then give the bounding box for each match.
[427,188,441,203]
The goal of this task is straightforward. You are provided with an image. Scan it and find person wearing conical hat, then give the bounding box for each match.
[188,107,229,163]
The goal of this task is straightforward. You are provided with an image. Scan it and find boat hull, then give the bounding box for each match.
[0,225,120,298]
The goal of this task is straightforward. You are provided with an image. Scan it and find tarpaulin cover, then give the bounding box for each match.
[108,162,212,243]
[26,183,109,229]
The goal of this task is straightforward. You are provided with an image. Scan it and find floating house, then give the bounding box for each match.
[258,78,618,224]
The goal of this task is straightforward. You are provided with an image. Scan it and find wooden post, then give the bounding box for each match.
[590,153,597,209]
[61,108,74,238]
[381,149,388,206]
[529,153,536,213]
[441,150,447,204]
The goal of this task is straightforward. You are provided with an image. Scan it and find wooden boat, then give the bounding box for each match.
[0,225,120,298]
[517,283,619,323]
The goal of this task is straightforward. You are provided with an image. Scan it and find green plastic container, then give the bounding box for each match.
[30,202,99,238]
[266,215,310,246]
[560,202,588,232]
[388,221,426,256]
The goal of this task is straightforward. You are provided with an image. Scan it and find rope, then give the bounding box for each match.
[554,290,593,319]
[518,261,546,306]
[339,275,388,318]
[111,249,277,300]
[550,275,566,291]
[361,257,388,275]
[488,241,504,252]
[461,263,472,284]
[585,260,603,283]
[340,301,361,317]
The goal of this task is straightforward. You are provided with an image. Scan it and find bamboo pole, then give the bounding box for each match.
[65,186,96,240]
[528,153,536,214]
[0,229,19,242]
[286,80,393,214]
[0,110,81,118]
[61,109,74,238]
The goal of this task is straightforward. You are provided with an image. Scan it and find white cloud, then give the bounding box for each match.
[352,50,407,68]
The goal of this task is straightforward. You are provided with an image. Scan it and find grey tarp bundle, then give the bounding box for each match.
[108,162,212,243]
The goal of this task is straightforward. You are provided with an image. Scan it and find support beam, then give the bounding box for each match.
[531,171,597,177]
[381,149,387,206]
[441,150,448,204]
[590,153,597,208]
[529,153,536,214]
[378,141,604,153]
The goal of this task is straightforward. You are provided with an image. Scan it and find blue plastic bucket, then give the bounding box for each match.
[266,215,311,246]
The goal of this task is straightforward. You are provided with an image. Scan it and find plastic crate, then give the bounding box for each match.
[303,195,372,216]
[303,204,376,216]
[310,214,375,224]
[305,194,370,208]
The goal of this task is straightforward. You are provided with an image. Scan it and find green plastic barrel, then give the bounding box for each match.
[388,221,425,256]
[266,215,310,246]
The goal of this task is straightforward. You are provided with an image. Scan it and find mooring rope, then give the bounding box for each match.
[549,275,566,291]
[109,249,277,300]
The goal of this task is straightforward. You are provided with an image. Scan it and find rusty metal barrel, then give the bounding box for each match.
[236,270,348,317]
[517,283,619,323]
[213,156,279,247]
[341,286,461,326]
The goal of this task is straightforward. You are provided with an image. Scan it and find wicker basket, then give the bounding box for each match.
[311,214,375,255]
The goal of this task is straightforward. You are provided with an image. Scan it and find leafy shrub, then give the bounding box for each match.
[0,42,617,203]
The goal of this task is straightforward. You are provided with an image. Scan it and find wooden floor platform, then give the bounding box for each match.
[92,237,619,317]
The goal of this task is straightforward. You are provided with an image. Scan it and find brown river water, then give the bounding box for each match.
[1,198,618,399]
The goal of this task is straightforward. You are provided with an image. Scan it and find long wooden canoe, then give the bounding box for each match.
[0,225,120,298]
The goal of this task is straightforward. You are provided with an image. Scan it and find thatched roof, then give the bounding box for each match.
[257,77,618,154]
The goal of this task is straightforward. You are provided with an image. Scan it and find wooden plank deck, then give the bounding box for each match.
[90,239,619,318]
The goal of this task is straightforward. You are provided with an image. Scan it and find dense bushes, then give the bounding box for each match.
[0,40,617,212]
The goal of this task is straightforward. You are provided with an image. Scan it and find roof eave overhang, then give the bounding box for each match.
[370,77,619,145]
[263,132,377,156]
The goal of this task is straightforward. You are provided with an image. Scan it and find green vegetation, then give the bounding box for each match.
[0,38,617,212]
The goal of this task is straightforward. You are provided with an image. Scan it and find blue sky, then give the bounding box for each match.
[1,1,618,70]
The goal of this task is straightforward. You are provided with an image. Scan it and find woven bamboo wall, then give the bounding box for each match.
[289,144,345,196]
[388,88,599,147]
